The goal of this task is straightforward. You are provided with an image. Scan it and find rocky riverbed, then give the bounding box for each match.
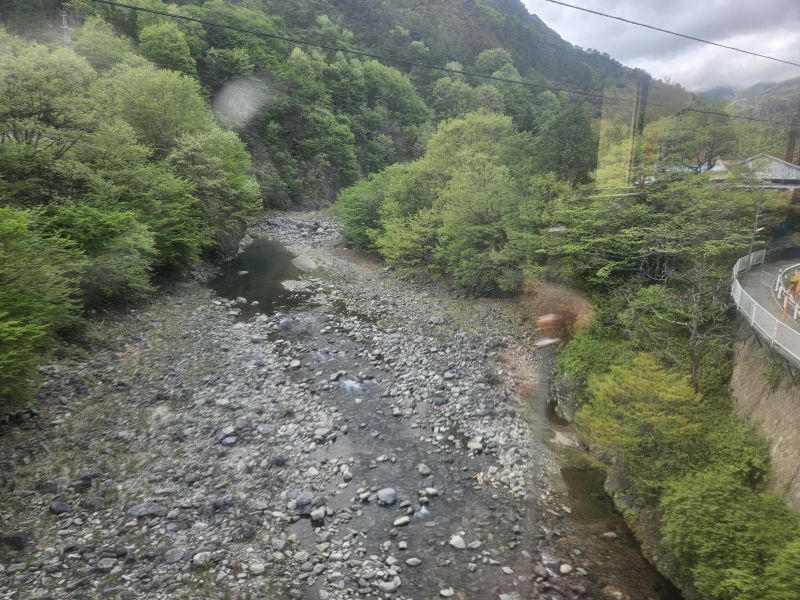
[0,212,680,600]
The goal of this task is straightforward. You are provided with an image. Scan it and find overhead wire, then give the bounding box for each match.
[543,0,800,69]
[87,0,800,128]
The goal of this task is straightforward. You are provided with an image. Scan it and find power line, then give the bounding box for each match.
[87,0,800,128]
[544,0,800,69]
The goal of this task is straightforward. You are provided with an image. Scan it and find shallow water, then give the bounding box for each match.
[208,239,312,318]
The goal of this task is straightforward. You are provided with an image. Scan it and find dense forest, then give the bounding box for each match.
[2,1,800,598]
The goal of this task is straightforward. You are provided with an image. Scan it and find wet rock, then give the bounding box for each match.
[127,501,167,518]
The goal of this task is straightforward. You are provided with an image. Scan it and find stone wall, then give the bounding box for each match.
[731,324,800,511]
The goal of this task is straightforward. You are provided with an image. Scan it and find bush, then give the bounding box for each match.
[660,469,799,600]
[0,208,84,414]
[34,205,155,305]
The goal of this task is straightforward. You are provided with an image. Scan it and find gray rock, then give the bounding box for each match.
[377,488,397,506]
[440,588,455,597]
[393,516,410,527]
[250,563,266,575]
[128,501,167,518]
[96,558,116,572]
[417,463,431,476]
[163,548,186,564]
[7,563,27,573]
[448,534,466,549]
[310,507,326,521]
[405,558,422,566]
[49,500,72,515]
[559,563,573,575]
[192,551,213,566]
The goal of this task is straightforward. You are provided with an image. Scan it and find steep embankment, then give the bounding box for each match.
[731,325,800,511]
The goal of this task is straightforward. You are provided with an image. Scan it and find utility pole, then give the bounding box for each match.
[61,11,72,48]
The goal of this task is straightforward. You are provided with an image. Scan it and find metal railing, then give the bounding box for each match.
[731,250,800,365]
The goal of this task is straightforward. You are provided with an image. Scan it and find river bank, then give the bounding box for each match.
[0,212,679,600]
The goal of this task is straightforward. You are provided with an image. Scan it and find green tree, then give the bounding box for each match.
[199,46,253,92]
[0,207,84,414]
[101,60,214,154]
[474,47,513,74]
[532,102,597,183]
[73,16,134,71]
[167,128,261,256]
[138,21,197,77]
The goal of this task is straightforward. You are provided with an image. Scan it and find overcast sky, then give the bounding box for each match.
[521,0,800,91]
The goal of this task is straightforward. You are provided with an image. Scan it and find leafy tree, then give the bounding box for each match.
[474,47,513,74]
[139,21,197,77]
[762,538,800,600]
[0,207,84,414]
[436,157,522,292]
[532,102,597,184]
[167,128,261,256]
[101,60,214,153]
[73,16,134,71]
[577,354,713,497]
[199,46,253,92]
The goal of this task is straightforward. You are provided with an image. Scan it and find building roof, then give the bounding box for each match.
[727,153,800,183]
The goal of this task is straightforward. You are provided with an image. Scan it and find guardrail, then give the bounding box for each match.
[731,250,800,365]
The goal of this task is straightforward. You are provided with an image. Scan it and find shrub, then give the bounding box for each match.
[0,208,84,414]
[660,469,799,600]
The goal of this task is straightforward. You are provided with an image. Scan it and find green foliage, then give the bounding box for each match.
[577,354,712,497]
[762,538,800,600]
[138,21,197,77]
[34,204,155,305]
[660,469,799,600]
[167,128,261,256]
[0,207,83,414]
[101,60,214,154]
[73,16,134,71]
[474,47,513,74]
[532,103,597,184]
[554,329,634,404]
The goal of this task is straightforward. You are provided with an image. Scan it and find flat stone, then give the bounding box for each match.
[501,566,514,575]
[393,516,410,527]
[164,548,186,564]
[193,551,213,566]
[559,563,573,575]
[448,534,466,549]
[440,588,455,597]
[250,563,266,575]
[128,501,167,518]
[405,558,422,566]
[96,558,116,572]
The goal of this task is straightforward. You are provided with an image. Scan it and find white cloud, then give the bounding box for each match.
[522,0,800,90]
